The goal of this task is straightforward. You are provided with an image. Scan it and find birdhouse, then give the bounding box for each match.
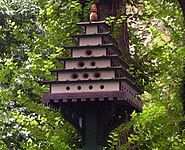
[43,20,141,106]
[42,4,142,149]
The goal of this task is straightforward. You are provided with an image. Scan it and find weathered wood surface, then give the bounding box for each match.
[96,0,129,54]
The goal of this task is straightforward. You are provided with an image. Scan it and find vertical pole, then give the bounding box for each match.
[83,103,103,150]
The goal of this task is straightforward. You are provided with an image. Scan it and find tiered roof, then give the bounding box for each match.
[43,21,142,112]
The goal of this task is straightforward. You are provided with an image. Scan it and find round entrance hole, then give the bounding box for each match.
[83,73,89,79]
[71,73,78,79]
[86,50,92,56]
[94,72,101,78]
[100,85,104,89]
[77,86,81,90]
[66,86,70,90]
[90,61,96,67]
[89,85,93,90]
[78,61,84,68]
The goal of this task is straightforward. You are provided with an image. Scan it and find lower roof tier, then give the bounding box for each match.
[51,67,136,84]
[71,32,118,47]
[42,78,141,94]
[59,55,129,69]
[42,78,142,109]
[64,44,124,57]
[43,91,142,112]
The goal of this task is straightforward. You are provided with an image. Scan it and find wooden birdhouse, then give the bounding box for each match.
[42,19,142,149]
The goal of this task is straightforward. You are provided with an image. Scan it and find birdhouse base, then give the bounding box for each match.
[49,100,135,149]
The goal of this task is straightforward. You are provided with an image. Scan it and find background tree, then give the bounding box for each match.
[107,0,185,149]
[0,0,82,149]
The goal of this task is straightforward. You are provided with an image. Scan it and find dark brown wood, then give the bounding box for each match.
[43,91,142,111]
[96,0,129,54]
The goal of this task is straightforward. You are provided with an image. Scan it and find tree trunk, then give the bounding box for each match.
[96,0,129,54]
[178,0,185,21]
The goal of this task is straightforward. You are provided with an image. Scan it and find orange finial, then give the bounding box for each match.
[90,4,98,21]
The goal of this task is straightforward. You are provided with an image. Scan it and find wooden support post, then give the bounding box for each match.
[83,103,103,150]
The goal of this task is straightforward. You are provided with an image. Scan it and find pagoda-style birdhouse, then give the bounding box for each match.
[43,18,142,149]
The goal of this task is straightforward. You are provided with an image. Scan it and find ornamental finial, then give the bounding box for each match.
[90,3,98,21]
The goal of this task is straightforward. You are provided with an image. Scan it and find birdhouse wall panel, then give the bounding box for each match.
[51,82,120,93]
[111,59,121,67]
[107,49,116,55]
[86,26,98,34]
[121,81,138,101]
[58,70,115,81]
[65,59,111,69]
[79,37,102,46]
[72,48,106,57]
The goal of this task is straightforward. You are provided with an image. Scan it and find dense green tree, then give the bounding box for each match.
[107,0,185,149]
[0,0,82,149]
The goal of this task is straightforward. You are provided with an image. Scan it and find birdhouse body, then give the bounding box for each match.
[57,70,115,81]
[72,48,106,57]
[43,20,141,113]
[86,25,98,34]
[43,21,142,149]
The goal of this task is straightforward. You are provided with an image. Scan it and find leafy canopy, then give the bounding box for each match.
[0,0,82,149]
[107,0,185,149]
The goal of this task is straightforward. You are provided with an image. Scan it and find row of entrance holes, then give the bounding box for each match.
[71,72,101,79]
[78,49,114,58]
[78,61,96,68]
[68,49,104,91]
[66,85,105,91]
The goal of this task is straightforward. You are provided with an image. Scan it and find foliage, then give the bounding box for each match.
[0,0,82,149]
[0,0,185,149]
[108,0,185,149]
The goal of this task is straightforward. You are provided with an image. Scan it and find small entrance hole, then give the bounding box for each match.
[71,73,78,79]
[66,86,70,90]
[94,72,101,78]
[90,61,96,66]
[77,86,81,90]
[89,85,93,90]
[86,50,92,56]
[78,61,84,67]
[100,85,104,89]
[83,73,89,78]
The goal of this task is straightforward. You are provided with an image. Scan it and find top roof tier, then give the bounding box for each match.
[77,21,110,34]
